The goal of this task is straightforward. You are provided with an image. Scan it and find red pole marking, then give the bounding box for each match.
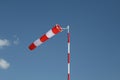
[68,53,70,63]
[68,33,70,43]
[68,74,70,80]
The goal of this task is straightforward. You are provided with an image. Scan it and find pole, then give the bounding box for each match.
[67,26,70,80]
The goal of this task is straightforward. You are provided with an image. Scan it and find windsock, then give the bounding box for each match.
[28,24,62,50]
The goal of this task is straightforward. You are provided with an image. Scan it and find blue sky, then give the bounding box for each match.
[0,0,120,80]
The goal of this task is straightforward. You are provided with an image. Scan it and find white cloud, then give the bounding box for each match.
[0,39,10,48]
[0,59,10,70]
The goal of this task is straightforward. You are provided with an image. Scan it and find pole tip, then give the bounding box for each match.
[67,25,70,32]
[67,25,69,29]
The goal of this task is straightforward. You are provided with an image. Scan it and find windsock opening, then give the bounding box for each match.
[52,24,62,34]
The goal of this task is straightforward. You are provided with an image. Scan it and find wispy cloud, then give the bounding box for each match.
[13,38,19,45]
[0,35,20,48]
[0,39,10,48]
[13,35,19,45]
[0,59,10,70]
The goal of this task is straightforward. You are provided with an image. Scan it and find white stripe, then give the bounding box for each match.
[68,63,70,74]
[33,39,42,46]
[68,43,70,53]
[46,29,55,38]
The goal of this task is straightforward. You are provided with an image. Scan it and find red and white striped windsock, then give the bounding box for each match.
[28,24,62,50]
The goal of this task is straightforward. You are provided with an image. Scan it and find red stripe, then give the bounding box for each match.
[68,53,70,63]
[52,24,62,34]
[29,43,36,50]
[40,34,49,42]
[68,33,70,43]
[68,74,70,80]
